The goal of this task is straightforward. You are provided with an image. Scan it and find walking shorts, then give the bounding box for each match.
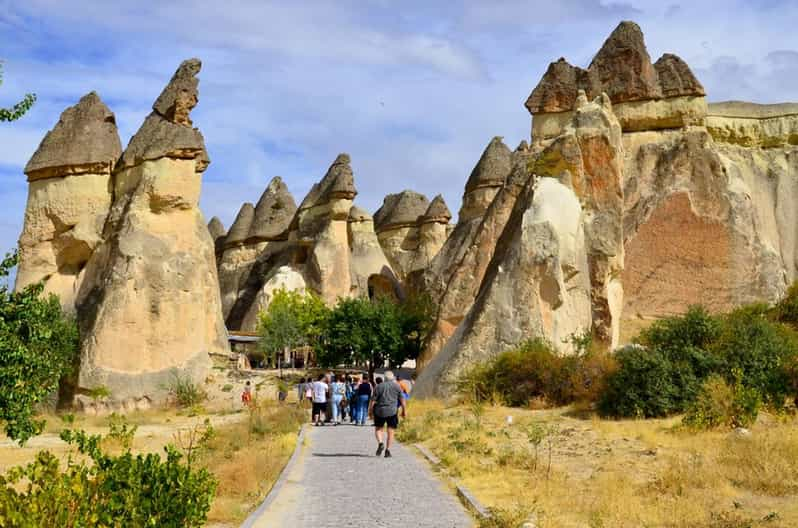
[312,402,326,417]
[373,414,399,429]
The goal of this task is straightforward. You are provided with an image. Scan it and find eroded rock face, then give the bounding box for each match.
[416,138,524,368]
[218,177,297,320]
[76,59,228,408]
[16,92,122,312]
[348,206,398,299]
[223,154,401,331]
[415,96,624,396]
[373,191,430,281]
[295,154,358,303]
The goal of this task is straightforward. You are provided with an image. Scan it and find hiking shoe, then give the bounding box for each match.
[384,449,392,458]
[376,443,384,457]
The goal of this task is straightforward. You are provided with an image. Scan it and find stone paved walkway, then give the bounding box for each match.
[245,422,473,527]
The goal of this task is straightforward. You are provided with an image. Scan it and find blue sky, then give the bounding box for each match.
[1,0,797,267]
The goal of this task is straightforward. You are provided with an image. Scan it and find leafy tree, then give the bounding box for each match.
[0,251,79,444]
[318,295,434,378]
[390,293,435,368]
[256,288,328,367]
[318,296,372,370]
[0,62,36,122]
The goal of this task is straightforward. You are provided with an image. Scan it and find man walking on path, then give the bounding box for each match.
[369,370,406,458]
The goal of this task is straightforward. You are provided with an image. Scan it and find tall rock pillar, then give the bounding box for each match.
[75,59,229,409]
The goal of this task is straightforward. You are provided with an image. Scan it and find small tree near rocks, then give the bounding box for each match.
[0,251,79,444]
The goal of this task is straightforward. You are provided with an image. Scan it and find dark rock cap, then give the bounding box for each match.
[421,194,452,223]
[224,202,255,247]
[207,216,226,240]
[298,153,357,210]
[117,59,208,171]
[464,137,512,193]
[373,190,430,232]
[348,205,372,223]
[587,20,661,104]
[525,58,584,115]
[153,58,201,125]
[249,176,297,241]
[654,53,705,98]
[525,21,704,114]
[25,91,122,181]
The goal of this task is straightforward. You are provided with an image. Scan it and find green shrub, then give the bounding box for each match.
[638,305,722,400]
[599,345,682,418]
[601,304,798,418]
[773,282,798,325]
[167,369,207,407]
[458,338,616,408]
[683,372,761,429]
[0,429,216,527]
[712,305,798,406]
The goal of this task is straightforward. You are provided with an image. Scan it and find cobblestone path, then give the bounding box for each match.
[245,422,473,527]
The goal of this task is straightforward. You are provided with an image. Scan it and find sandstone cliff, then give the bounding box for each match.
[75,59,229,410]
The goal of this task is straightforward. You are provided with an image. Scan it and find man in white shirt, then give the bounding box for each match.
[311,374,329,426]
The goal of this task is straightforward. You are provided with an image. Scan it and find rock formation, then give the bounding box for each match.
[16,92,122,311]
[218,177,297,320]
[415,20,798,396]
[207,216,226,262]
[16,20,798,405]
[414,137,521,367]
[222,154,401,332]
[74,59,229,410]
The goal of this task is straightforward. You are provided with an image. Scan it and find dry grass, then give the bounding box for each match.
[200,398,305,524]
[0,375,307,527]
[400,399,798,528]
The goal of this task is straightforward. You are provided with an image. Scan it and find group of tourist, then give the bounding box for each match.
[297,370,411,457]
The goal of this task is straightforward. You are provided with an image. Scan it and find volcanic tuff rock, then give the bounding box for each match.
[527,21,706,139]
[222,154,401,332]
[416,21,798,396]
[416,94,623,395]
[17,20,798,407]
[415,137,522,368]
[16,92,122,312]
[207,216,226,261]
[348,206,398,299]
[75,59,228,410]
[217,177,298,321]
[373,191,430,280]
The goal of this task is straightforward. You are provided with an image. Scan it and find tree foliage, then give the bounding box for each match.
[0,62,36,122]
[256,289,329,365]
[317,294,434,373]
[0,428,216,527]
[0,251,79,444]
